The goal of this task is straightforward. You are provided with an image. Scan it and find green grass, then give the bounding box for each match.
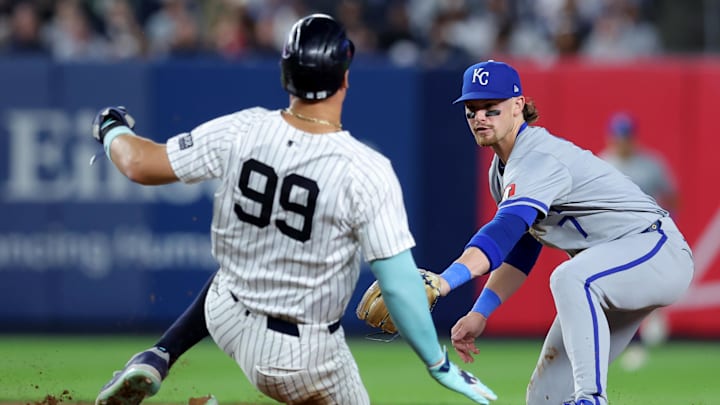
[0,336,718,404]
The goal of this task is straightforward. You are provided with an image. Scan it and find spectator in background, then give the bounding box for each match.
[0,0,678,63]
[581,0,662,60]
[144,0,201,58]
[600,111,679,371]
[46,0,109,61]
[2,1,48,56]
[248,0,304,58]
[530,0,600,57]
[601,112,678,212]
[203,0,255,59]
[99,0,146,60]
[419,10,472,68]
[498,0,556,61]
[250,12,281,57]
[205,4,253,60]
[550,0,593,56]
[377,0,419,66]
[336,0,378,54]
[442,0,501,61]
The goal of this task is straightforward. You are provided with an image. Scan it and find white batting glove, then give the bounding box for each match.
[428,347,497,404]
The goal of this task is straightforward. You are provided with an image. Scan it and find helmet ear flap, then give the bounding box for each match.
[337,38,355,69]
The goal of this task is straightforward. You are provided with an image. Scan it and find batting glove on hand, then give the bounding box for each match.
[92,106,136,144]
[428,347,497,404]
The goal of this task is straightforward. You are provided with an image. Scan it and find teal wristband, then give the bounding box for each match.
[472,288,501,318]
[439,262,472,291]
[103,125,135,160]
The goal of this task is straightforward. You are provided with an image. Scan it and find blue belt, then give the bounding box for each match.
[641,219,662,233]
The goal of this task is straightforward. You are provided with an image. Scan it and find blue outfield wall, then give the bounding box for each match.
[0,59,477,335]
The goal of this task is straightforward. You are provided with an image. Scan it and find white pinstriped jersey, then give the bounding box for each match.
[166,107,414,324]
[489,126,667,252]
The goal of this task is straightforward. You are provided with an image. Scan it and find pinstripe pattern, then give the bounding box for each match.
[206,254,370,404]
[167,107,411,404]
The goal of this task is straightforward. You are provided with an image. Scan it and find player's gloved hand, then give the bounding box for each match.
[428,347,497,404]
[92,106,136,144]
[451,312,488,363]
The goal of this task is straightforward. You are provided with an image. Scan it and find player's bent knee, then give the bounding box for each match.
[255,366,313,403]
[549,264,583,295]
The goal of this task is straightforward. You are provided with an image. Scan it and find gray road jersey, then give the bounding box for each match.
[490,126,667,253]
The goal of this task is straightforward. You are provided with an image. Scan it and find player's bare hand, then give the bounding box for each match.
[451,312,488,363]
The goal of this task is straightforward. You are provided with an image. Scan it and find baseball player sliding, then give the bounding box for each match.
[434,60,694,404]
[91,14,496,405]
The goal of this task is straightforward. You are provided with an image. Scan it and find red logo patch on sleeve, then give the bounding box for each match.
[502,183,516,201]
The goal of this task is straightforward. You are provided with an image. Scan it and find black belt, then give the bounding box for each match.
[641,219,662,233]
[231,292,340,337]
[265,314,341,337]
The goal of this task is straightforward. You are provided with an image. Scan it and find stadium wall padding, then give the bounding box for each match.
[0,58,718,338]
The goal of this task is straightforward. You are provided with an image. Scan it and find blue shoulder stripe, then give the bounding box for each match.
[499,197,548,214]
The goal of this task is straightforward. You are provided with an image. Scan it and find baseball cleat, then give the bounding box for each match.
[96,347,170,405]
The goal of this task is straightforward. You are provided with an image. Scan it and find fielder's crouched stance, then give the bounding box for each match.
[357,60,694,405]
[448,61,693,405]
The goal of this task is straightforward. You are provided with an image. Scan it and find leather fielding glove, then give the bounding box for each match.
[356,268,441,334]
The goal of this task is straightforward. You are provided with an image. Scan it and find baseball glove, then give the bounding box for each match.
[355,268,442,334]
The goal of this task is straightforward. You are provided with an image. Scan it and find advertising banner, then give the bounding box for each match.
[477,60,720,338]
[0,60,423,333]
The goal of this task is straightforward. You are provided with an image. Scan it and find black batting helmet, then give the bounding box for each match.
[281,14,355,100]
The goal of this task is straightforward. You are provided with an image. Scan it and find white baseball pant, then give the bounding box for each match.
[205,273,371,405]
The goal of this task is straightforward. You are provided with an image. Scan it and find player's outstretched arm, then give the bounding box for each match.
[451,263,528,363]
[428,347,497,404]
[369,251,497,404]
[92,106,178,185]
[438,206,539,296]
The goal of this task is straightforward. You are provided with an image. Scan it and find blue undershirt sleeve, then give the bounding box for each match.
[500,204,539,227]
[504,231,542,275]
[465,205,538,271]
[370,250,444,367]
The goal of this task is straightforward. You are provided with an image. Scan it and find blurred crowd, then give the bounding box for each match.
[0,0,668,66]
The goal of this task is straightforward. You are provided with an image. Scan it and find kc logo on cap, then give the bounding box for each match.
[453,60,522,104]
[472,68,490,85]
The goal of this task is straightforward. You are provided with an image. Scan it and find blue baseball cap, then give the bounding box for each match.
[608,112,635,139]
[453,60,522,104]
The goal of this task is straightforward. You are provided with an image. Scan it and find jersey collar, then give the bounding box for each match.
[517,122,528,137]
[499,122,529,175]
